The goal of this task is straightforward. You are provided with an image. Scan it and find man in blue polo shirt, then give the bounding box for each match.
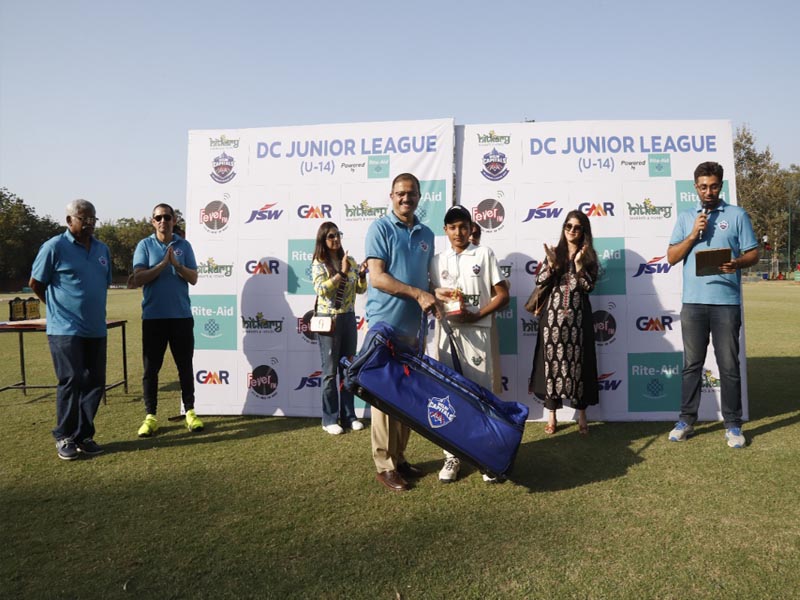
[133,203,202,437]
[667,161,759,448]
[365,173,441,492]
[30,199,111,461]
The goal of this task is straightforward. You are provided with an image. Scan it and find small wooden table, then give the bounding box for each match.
[0,319,128,401]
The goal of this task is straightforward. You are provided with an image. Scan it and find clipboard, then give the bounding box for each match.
[695,248,731,276]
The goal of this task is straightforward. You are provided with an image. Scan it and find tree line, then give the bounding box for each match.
[2,126,799,290]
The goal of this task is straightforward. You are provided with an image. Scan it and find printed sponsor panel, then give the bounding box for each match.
[192,295,238,351]
[674,179,732,216]
[286,351,325,415]
[238,239,288,297]
[339,182,391,240]
[592,353,628,420]
[627,352,682,413]
[192,350,239,414]
[238,351,288,413]
[625,236,681,296]
[592,295,627,356]
[622,179,676,238]
[569,180,625,238]
[458,185,515,242]
[194,242,238,295]
[592,237,627,297]
[186,188,240,243]
[288,185,341,232]
[239,292,288,352]
[457,125,519,186]
[625,294,682,353]
[237,185,292,240]
[497,355,518,403]
[515,183,571,241]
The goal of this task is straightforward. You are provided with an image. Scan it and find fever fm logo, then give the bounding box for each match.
[593,307,618,345]
[480,148,509,181]
[297,205,332,219]
[522,201,564,222]
[297,310,318,343]
[195,370,230,384]
[245,203,284,224]
[210,152,236,184]
[472,199,505,232]
[633,256,672,277]
[578,202,615,217]
[636,315,674,331]
[248,364,279,399]
[200,199,230,233]
[294,371,322,390]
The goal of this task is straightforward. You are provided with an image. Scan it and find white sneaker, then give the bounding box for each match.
[725,427,746,448]
[482,473,498,483]
[322,424,344,435]
[350,420,365,431]
[438,457,460,483]
[668,421,694,442]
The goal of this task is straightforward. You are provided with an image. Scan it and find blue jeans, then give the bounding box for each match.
[48,335,107,442]
[679,304,742,429]
[317,312,357,427]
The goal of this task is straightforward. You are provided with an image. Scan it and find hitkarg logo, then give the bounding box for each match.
[578,202,615,217]
[294,371,322,390]
[522,201,564,222]
[633,256,672,277]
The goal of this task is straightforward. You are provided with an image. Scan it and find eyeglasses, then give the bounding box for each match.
[71,215,98,225]
[326,232,343,240]
[695,184,722,193]
[564,223,583,233]
[153,214,173,222]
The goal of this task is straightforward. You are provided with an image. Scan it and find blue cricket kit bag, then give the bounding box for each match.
[341,319,528,478]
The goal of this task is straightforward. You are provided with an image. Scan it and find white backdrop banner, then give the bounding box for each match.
[455,119,747,422]
[186,118,454,416]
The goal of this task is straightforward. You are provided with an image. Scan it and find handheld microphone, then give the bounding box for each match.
[698,206,711,240]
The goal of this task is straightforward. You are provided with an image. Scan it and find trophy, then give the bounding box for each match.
[439,270,465,317]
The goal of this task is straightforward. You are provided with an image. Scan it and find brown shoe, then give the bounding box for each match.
[376,470,409,492]
[397,461,423,479]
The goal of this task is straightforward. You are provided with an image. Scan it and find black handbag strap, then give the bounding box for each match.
[418,313,463,375]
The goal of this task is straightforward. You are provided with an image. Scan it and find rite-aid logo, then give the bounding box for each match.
[522,201,564,222]
[636,315,674,331]
[480,148,509,181]
[633,256,672,278]
[195,370,230,384]
[210,152,236,184]
[200,199,230,233]
[241,313,283,333]
[248,364,279,399]
[294,370,322,390]
[631,362,680,399]
[472,199,505,232]
[297,204,332,219]
[427,395,456,428]
[245,203,284,224]
[578,202,615,217]
[593,310,617,345]
[597,372,622,392]
[245,258,280,275]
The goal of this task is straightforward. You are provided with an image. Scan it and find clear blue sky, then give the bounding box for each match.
[2,0,798,223]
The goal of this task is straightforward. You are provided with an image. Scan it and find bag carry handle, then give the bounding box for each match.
[419,312,464,376]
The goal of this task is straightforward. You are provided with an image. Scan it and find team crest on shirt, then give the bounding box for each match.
[419,241,430,253]
[471,356,484,366]
[718,220,729,230]
[472,264,481,275]
[427,395,456,428]
[98,257,107,266]
[174,248,184,257]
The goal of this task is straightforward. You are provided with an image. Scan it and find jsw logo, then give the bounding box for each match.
[636,316,674,331]
[356,316,367,330]
[196,370,230,384]
[294,371,322,390]
[522,202,563,222]
[597,372,622,391]
[297,204,332,219]
[245,259,280,274]
[633,256,672,277]
[578,202,615,217]
[245,203,284,223]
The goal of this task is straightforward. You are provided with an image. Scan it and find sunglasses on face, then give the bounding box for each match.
[564,223,583,233]
[326,232,343,240]
[153,214,173,222]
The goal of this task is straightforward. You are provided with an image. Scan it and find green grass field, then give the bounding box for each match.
[1,283,798,599]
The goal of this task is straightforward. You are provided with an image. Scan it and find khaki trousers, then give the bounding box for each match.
[371,406,411,472]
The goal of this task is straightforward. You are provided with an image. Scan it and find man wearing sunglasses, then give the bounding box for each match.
[30,199,112,460]
[133,204,203,437]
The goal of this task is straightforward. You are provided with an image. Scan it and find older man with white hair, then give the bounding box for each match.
[30,199,112,461]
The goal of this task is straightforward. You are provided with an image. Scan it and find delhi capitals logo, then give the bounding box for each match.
[481,148,509,181]
[419,241,430,253]
[174,248,183,257]
[98,257,108,266]
[472,264,481,275]
[427,395,456,428]
[210,152,236,184]
[718,220,729,231]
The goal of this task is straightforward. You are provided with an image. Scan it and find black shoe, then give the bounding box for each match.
[397,462,423,478]
[56,439,79,461]
[76,438,104,455]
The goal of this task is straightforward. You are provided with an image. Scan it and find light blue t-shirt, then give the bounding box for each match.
[365,212,435,337]
[133,234,197,319]
[30,231,111,337]
[669,200,758,305]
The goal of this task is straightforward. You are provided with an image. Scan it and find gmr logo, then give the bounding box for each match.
[294,371,322,390]
[578,202,615,217]
[297,205,332,219]
[524,260,541,275]
[522,202,563,222]
[196,370,230,384]
[245,259,280,274]
[245,203,284,223]
[597,372,622,391]
[633,256,672,277]
[636,316,674,331]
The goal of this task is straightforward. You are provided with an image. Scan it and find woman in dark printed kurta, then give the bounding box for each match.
[529,210,599,435]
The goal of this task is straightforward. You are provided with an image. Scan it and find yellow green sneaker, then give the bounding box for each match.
[185,409,204,432]
[137,414,158,438]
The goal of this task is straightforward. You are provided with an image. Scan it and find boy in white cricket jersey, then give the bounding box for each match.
[430,206,509,483]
